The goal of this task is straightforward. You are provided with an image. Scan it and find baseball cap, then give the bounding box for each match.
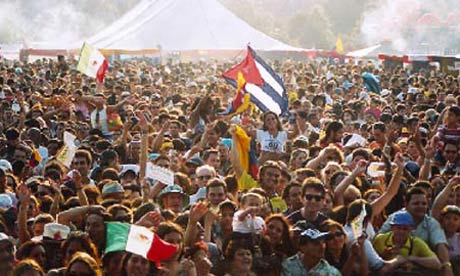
[390,211,414,226]
[299,228,330,241]
[441,205,460,216]
[0,194,13,209]
[0,159,12,173]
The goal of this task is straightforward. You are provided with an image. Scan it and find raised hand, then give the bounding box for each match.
[189,202,208,223]
[17,185,31,204]
[353,159,368,175]
[135,210,162,229]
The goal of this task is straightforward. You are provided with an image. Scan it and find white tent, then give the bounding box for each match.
[346,44,381,58]
[85,0,301,51]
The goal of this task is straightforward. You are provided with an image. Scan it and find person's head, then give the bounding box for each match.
[85,208,109,248]
[202,149,220,169]
[363,189,382,203]
[262,111,283,132]
[206,178,227,207]
[350,148,370,169]
[372,122,386,144]
[195,165,217,188]
[159,185,187,214]
[389,211,414,246]
[301,177,326,213]
[240,192,263,210]
[99,149,119,169]
[264,214,292,246]
[156,222,184,258]
[102,251,125,276]
[289,149,308,170]
[447,106,460,125]
[72,150,93,176]
[405,187,428,220]
[12,259,44,276]
[298,228,329,260]
[324,121,344,144]
[0,234,15,274]
[224,240,253,274]
[440,205,460,235]
[442,141,458,163]
[16,241,46,269]
[320,162,341,187]
[107,204,133,223]
[321,219,347,252]
[218,200,237,232]
[258,161,282,195]
[184,242,212,276]
[61,231,99,266]
[346,199,372,226]
[343,185,362,206]
[282,182,302,211]
[121,253,155,276]
[31,214,54,237]
[65,252,102,276]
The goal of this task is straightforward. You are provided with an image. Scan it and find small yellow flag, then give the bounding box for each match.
[336,37,344,55]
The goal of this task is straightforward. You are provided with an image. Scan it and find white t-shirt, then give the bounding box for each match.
[232,210,265,234]
[256,130,287,153]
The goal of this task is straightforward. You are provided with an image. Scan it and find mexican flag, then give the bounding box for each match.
[77,42,108,83]
[105,222,178,265]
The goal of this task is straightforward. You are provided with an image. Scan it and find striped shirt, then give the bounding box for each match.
[436,124,460,143]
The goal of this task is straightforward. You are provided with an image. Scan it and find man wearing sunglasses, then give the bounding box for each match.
[287,177,328,228]
[281,228,341,276]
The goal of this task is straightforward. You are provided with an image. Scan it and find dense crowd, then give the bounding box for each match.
[0,55,459,276]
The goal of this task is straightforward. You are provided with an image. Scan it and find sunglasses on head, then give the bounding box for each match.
[304,194,324,202]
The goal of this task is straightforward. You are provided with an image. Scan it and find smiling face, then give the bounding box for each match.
[264,113,279,131]
[406,194,428,220]
[232,248,253,273]
[125,253,151,276]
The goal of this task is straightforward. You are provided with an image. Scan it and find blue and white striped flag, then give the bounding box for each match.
[223,46,289,116]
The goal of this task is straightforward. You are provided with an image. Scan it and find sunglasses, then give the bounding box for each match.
[327,231,345,240]
[304,194,324,202]
[198,175,212,180]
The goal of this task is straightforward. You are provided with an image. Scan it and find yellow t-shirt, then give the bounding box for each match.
[238,171,287,212]
[373,232,436,259]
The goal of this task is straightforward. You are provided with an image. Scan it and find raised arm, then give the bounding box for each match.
[334,160,367,205]
[371,153,404,217]
[185,202,208,247]
[305,146,336,170]
[17,185,31,244]
[431,176,459,220]
[419,145,435,181]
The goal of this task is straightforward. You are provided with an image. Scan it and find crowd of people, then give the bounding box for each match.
[0,54,458,276]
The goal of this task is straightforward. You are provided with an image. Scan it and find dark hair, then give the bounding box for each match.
[352,148,370,161]
[346,199,372,223]
[224,239,253,261]
[120,252,157,276]
[322,121,343,144]
[16,241,44,261]
[302,177,326,196]
[262,111,283,131]
[74,149,93,166]
[282,181,302,201]
[66,252,102,276]
[202,149,219,162]
[405,187,427,205]
[12,259,44,276]
[61,231,100,266]
[206,178,227,194]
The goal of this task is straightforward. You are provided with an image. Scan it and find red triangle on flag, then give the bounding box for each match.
[223,47,264,86]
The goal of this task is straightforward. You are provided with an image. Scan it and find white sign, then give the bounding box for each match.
[56,131,77,168]
[146,163,174,186]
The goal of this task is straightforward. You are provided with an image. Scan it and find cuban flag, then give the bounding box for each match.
[223,46,289,116]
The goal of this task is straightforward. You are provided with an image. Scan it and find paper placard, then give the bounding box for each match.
[344,133,367,147]
[146,163,174,186]
[56,131,77,168]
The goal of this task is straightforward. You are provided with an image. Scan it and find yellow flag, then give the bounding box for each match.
[336,37,344,55]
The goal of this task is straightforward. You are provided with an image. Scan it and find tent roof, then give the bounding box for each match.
[85,0,302,51]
